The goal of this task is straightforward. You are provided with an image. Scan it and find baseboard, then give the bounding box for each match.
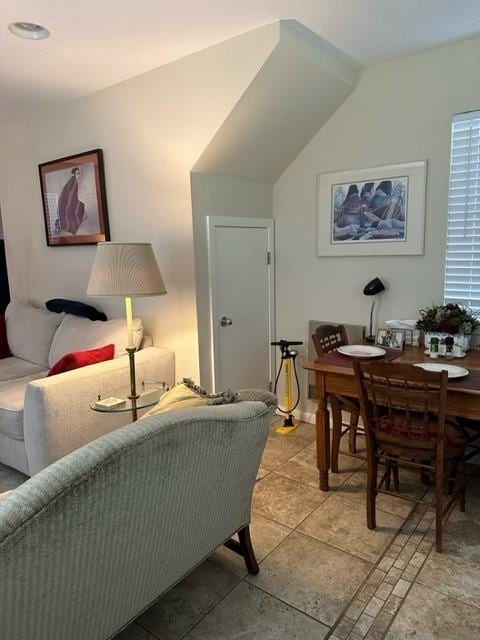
[294,409,315,424]
[275,408,315,425]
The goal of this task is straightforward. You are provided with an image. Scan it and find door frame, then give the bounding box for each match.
[206,216,275,392]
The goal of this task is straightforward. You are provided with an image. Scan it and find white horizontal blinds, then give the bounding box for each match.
[445,110,480,308]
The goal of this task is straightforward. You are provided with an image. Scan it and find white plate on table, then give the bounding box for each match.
[337,345,386,359]
[413,363,469,379]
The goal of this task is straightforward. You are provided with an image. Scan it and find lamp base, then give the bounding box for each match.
[365,335,376,344]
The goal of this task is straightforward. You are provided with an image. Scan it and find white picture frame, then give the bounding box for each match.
[317,160,427,256]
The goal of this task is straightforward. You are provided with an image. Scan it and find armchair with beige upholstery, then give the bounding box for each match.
[0,389,277,640]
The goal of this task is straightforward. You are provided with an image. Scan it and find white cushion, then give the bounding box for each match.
[5,300,64,368]
[0,371,48,440]
[48,315,144,367]
[0,356,46,382]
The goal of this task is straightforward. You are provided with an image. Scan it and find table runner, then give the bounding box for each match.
[314,350,480,391]
[315,349,401,368]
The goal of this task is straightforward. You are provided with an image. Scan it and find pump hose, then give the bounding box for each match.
[273,355,301,415]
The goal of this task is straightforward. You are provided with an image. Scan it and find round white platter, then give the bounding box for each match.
[413,363,469,379]
[337,345,386,359]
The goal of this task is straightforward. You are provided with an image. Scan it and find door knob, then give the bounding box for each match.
[220,316,233,327]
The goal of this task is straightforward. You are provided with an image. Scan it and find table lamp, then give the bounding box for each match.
[87,242,166,410]
[363,277,386,343]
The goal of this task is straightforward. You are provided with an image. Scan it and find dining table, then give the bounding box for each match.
[304,344,480,491]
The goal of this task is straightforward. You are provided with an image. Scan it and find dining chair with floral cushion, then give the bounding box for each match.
[354,360,467,552]
[312,324,362,472]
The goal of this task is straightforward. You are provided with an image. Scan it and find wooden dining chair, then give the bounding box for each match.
[312,324,362,472]
[354,361,467,552]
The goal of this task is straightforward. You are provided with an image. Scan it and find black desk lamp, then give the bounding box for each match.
[363,277,386,344]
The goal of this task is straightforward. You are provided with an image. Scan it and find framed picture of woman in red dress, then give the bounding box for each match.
[39,149,110,246]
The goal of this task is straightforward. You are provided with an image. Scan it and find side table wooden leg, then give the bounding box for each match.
[315,372,330,491]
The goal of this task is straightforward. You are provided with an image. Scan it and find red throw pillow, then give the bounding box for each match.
[0,315,9,359]
[48,344,115,377]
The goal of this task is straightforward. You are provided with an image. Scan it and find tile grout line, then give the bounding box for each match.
[241,580,333,631]
[250,526,296,568]
[260,437,317,474]
[242,434,362,635]
[366,511,435,639]
[251,504,391,567]
[254,494,409,566]
[255,446,422,569]
[250,512,381,584]
[161,571,244,640]
[336,506,422,637]
[121,420,475,640]
[250,509,295,531]
[290,521,385,565]
[178,565,333,639]
[174,441,328,640]
[328,502,439,640]
[108,423,435,638]
[414,578,480,611]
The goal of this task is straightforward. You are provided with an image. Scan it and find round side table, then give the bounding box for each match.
[91,381,168,422]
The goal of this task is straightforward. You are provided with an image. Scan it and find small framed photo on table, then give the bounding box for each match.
[376,328,405,351]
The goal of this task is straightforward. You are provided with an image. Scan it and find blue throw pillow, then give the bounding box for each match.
[46,299,107,322]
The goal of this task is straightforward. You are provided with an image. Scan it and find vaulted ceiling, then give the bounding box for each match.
[1,0,480,126]
[194,21,358,183]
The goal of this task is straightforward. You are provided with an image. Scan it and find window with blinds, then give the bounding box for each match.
[444,111,480,308]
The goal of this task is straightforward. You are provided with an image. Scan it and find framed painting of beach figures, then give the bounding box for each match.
[317,161,426,256]
[39,149,110,246]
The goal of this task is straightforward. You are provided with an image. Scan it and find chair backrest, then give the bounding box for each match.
[312,323,348,357]
[354,361,448,452]
[307,320,365,400]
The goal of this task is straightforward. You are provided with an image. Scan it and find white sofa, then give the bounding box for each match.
[0,300,175,476]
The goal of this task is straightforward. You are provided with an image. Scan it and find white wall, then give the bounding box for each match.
[190,173,273,386]
[0,24,279,379]
[190,21,358,388]
[274,36,480,415]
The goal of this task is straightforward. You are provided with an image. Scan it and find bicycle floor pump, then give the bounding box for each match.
[271,339,303,435]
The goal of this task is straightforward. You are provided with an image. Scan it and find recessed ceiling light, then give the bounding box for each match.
[8,22,50,40]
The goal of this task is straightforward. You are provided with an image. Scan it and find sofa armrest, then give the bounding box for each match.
[23,346,175,475]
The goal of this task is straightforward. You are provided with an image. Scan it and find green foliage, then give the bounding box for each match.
[416,303,479,335]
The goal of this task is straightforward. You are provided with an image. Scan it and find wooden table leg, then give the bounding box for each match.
[315,372,330,491]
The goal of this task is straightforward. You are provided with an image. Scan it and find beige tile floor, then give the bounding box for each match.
[2,416,480,639]
[113,417,480,639]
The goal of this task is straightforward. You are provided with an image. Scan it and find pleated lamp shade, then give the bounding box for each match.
[87,242,166,297]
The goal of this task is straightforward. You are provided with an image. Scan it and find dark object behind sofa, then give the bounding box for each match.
[46,298,107,321]
[0,240,10,314]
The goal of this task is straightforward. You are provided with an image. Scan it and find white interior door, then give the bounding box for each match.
[208,216,274,392]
